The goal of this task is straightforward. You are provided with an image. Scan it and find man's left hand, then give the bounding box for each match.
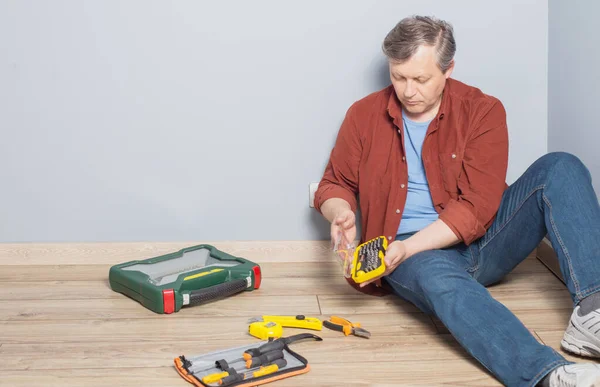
[359,240,408,287]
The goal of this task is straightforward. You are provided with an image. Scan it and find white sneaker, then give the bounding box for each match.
[562,306,600,357]
[548,364,600,387]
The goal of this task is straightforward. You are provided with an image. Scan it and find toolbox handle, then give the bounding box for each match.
[187,278,248,307]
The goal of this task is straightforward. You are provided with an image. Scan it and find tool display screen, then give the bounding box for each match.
[122,248,240,286]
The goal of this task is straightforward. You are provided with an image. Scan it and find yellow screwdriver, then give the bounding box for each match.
[218,358,287,386]
[201,350,284,384]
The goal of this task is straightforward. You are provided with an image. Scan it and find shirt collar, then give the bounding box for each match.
[386,79,451,127]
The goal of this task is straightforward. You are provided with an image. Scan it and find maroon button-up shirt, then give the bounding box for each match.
[315,78,509,248]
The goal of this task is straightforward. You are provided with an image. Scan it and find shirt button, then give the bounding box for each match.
[388,236,392,241]
[451,153,456,159]
[402,156,406,161]
[396,209,400,214]
[400,184,405,188]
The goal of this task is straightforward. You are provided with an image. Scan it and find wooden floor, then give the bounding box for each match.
[0,241,593,386]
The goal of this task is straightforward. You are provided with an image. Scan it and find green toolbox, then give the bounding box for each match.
[109,244,261,314]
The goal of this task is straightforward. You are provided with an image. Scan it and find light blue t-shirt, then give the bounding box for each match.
[396,113,439,236]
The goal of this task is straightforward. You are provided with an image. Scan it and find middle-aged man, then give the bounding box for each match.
[314,15,600,387]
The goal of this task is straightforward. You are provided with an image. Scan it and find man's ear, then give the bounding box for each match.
[444,60,455,79]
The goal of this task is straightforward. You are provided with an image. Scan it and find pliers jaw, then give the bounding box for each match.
[323,316,371,338]
[350,327,371,338]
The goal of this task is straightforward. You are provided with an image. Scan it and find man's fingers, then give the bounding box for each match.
[335,213,348,223]
[359,276,382,288]
[384,254,401,268]
[359,279,373,288]
[333,212,353,226]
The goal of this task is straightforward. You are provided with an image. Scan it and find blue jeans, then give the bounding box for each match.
[383,152,600,387]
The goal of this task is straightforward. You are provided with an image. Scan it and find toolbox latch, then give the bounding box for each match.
[252,265,262,289]
[163,289,175,314]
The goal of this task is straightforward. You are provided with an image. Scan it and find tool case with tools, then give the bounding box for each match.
[350,236,387,284]
[174,333,322,386]
[333,234,388,284]
[109,244,261,314]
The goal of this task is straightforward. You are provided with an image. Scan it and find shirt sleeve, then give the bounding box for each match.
[314,104,362,214]
[438,100,509,245]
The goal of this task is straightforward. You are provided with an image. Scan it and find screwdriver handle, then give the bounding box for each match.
[243,333,323,360]
[245,350,284,368]
[219,358,287,386]
[252,358,287,377]
[218,372,244,385]
[243,340,285,359]
[202,370,233,384]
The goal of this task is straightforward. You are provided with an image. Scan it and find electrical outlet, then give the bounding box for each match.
[309,182,319,208]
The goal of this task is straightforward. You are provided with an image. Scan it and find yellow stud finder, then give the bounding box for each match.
[248,321,283,340]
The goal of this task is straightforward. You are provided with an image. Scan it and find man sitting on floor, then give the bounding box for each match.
[314,15,600,387]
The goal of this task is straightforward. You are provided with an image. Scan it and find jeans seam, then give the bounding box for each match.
[542,191,582,297]
[468,246,478,273]
[577,283,600,302]
[479,185,545,251]
[529,358,571,387]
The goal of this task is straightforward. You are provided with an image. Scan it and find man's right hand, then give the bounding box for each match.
[331,209,356,249]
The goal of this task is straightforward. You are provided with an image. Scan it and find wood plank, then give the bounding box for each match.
[0,334,475,371]
[533,331,546,344]
[0,275,362,301]
[318,288,573,316]
[0,264,111,281]
[486,271,567,293]
[0,313,437,344]
[0,261,342,282]
[0,295,321,321]
[0,281,117,300]
[0,266,565,301]
[0,360,501,386]
[489,289,573,310]
[513,254,555,274]
[318,294,421,315]
[0,242,565,387]
[0,241,332,265]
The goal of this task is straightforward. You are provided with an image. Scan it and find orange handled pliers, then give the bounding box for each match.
[323,316,371,338]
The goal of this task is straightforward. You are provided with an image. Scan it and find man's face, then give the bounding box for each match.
[389,44,454,121]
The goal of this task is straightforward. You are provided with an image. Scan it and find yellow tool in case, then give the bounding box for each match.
[350,236,387,284]
[247,315,322,340]
[175,333,322,386]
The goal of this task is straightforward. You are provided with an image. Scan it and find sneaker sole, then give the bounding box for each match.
[562,331,600,358]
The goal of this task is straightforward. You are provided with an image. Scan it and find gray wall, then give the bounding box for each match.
[548,0,600,195]
[0,0,548,242]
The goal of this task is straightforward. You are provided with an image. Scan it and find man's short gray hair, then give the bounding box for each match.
[382,15,456,73]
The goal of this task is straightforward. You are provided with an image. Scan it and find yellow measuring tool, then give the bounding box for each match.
[247,315,322,340]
